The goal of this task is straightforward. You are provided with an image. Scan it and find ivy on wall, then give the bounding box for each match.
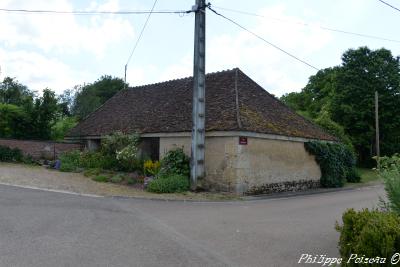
[305,141,360,188]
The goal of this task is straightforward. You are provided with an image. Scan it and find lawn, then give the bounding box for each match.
[344,168,381,188]
[357,168,381,183]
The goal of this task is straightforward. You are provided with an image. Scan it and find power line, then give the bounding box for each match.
[377,0,400,13]
[0,7,190,15]
[207,6,319,71]
[212,5,400,44]
[124,0,158,87]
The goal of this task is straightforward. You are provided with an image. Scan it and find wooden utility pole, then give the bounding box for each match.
[375,91,380,168]
[190,0,206,190]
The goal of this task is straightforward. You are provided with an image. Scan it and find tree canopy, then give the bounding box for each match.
[281,47,400,166]
[71,75,127,120]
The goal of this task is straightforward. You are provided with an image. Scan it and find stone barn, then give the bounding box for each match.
[66,68,336,194]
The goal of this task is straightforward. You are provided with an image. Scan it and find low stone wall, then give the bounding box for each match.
[245,180,321,195]
[0,139,81,160]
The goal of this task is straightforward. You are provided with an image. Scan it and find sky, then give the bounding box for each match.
[0,0,399,97]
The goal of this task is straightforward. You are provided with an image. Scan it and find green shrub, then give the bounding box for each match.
[59,150,81,171]
[101,131,140,156]
[305,141,358,187]
[92,175,109,183]
[80,152,118,170]
[147,174,190,193]
[110,174,124,183]
[0,145,23,162]
[378,154,400,215]
[100,131,141,172]
[346,168,361,183]
[336,208,400,266]
[160,148,190,178]
[60,162,77,172]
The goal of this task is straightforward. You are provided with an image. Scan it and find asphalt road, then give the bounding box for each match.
[0,184,384,267]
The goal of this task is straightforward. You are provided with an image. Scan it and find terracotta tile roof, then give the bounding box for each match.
[67,68,336,141]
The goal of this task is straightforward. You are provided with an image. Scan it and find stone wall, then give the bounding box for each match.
[159,135,321,194]
[0,139,81,160]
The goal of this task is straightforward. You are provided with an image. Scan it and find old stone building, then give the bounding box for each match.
[66,68,336,194]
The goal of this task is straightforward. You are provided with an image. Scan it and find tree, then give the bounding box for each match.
[280,47,400,166]
[72,75,127,120]
[31,89,59,139]
[331,47,400,165]
[0,104,29,138]
[0,77,35,105]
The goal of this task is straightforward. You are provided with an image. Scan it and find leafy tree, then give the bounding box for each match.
[51,116,78,141]
[0,104,29,138]
[331,47,400,165]
[31,89,59,139]
[0,77,35,105]
[281,47,400,166]
[57,88,76,117]
[72,75,127,120]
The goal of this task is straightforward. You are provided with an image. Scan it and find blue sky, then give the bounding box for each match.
[0,0,399,96]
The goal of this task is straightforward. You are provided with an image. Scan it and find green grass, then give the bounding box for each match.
[92,175,109,183]
[345,168,381,188]
[357,168,381,184]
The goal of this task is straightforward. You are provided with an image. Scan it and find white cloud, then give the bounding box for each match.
[206,4,333,96]
[159,4,333,96]
[0,48,92,94]
[0,0,134,58]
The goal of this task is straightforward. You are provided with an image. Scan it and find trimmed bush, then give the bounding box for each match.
[336,208,400,267]
[160,148,190,178]
[305,141,359,187]
[147,174,190,193]
[0,145,23,162]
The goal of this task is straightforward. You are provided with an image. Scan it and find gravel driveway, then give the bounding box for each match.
[0,163,237,201]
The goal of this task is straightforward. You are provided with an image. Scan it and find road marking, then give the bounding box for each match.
[0,182,103,198]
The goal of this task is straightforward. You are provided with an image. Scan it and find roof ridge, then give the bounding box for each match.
[127,68,240,90]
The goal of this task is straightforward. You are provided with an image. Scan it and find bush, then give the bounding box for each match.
[101,131,140,156]
[80,152,118,170]
[59,150,81,171]
[378,154,400,215]
[0,145,23,162]
[305,141,359,187]
[160,148,190,178]
[346,167,361,183]
[336,208,400,266]
[146,174,190,193]
[110,174,124,183]
[92,175,109,183]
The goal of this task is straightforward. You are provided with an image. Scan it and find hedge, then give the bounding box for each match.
[336,208,400,267]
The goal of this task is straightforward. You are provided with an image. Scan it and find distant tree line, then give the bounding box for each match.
[0,75,127,141]
[281,47,400,166]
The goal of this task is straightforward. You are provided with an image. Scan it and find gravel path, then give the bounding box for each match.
[0,163,238,201]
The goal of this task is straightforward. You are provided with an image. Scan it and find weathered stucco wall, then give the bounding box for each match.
[159,136,238,191]
[234,137,321,194]
[159,135,321,194]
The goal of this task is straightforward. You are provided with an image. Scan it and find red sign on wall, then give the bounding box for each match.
[239,136,248,145]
